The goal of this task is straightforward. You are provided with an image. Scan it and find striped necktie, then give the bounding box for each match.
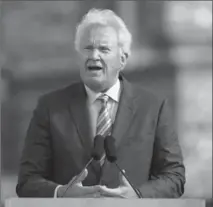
[96,94,112,167]
[96,94,112,137]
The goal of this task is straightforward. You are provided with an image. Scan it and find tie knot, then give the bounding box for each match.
[97,94,109,104]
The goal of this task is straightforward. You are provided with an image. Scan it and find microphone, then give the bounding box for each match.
[104,135,142,198]
[91,135,105,161]
[62,135,104,197]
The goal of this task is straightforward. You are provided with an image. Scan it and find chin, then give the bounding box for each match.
[84,78,105,92]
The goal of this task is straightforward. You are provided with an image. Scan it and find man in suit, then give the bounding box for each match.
[16,8,185,198]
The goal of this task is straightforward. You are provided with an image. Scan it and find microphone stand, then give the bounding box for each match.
[61,158,94,197]
[62,154,106,197]
[114,162,142,198]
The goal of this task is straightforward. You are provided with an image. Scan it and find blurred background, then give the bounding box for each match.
[1,1,212,206]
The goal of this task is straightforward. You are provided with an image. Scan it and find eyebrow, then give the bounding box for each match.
[99,45,110,49]
[84,44,111,49]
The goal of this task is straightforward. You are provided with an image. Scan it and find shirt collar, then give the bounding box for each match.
[85,79,121,104]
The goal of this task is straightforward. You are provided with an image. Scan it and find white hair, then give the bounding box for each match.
[75,8,132,57]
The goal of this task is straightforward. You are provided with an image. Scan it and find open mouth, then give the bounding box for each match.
[87,66,103,71]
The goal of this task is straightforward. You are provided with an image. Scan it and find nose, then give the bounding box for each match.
[89,49,101,60]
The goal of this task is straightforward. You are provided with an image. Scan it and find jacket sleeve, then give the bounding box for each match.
[139,99,186,198]
[16,96,58,197]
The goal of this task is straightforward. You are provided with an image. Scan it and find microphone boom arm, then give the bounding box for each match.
[61,158,94,197]
[114,162,142,198]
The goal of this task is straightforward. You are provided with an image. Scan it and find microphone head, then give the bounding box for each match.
[104,135,117,163]
[91,135,104,160]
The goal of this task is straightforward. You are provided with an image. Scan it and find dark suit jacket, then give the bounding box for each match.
[16,75,185,198]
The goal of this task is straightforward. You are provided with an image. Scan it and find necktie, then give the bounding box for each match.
[96,94,112,137]
[96,94,112,167]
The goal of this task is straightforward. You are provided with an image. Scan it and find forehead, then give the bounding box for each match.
[81,24,118,46]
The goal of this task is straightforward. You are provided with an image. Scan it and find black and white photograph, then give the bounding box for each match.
[1,1,212,207]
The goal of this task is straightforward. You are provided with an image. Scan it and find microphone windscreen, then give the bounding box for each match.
[92,135,104,160]
[104,135,117,162]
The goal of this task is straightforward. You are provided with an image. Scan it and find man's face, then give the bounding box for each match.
[78,25,122,92]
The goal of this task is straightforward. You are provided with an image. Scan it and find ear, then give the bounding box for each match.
[121,54,126,64]
[119,49,127,67]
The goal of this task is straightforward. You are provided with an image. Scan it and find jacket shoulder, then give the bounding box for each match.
[37,81,82,106]
[132,83,165,105]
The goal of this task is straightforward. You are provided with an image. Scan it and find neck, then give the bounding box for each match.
[86,79,119,93]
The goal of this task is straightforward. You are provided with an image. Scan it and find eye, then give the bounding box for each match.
[99,46,110,53]
[84,46,94,51]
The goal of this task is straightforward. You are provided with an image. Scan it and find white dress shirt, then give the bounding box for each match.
[85,79,121,138]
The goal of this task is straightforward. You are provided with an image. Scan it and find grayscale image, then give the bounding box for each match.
[1,1,212,207]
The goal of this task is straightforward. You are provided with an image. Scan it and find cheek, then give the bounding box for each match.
[105,57,121,72]
[104,54,120,65]
[77,55,87,68]
[78,49,89,61]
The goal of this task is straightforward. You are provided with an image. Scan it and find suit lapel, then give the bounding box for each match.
[112,77,136,149]
[101,77,137,186]
[67,83,93,158]
[67,83,105,179]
